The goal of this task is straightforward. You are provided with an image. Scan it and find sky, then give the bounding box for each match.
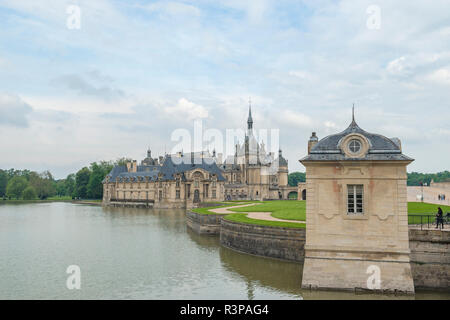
[0,0,449,179]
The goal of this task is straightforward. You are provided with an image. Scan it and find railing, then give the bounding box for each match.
[408,213,450,230]
[110,198,155,203]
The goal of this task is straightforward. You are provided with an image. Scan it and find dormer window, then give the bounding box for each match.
[348,139,361,154]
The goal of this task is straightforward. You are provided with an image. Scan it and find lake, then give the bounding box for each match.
[0,202,448,300]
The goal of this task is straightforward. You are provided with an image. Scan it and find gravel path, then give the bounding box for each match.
[209,203,306,224]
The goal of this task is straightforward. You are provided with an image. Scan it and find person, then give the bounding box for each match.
[436,207,444,229]
[438,194,441,201]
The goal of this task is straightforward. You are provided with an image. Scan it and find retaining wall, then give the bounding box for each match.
[220,219,305,262]
[409,229,450,290]
[185,211,226,235]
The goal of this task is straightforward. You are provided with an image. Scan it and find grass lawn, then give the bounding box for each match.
[191,200,450,227]
[408,202,450,225]
[224,213,306,229]
[408,202,450,214]
[228,200,306,221]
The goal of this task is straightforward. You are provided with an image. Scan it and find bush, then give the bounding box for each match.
[22,186,38,200]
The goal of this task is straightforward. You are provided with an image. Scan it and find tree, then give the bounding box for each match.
[87,162,113,199]
[54,179,67,197]
[115,157,132,166]
[65,174,76,197]
[0,169,7,197]
[6,176,28,199]
[288,172,306,187]
[74,167,91,199]
[22,186,37,200]
[29,171,56,200]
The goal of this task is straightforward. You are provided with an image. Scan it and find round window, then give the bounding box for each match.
[348,139,362,154]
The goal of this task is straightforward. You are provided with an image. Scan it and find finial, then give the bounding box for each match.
[352,103,355,122]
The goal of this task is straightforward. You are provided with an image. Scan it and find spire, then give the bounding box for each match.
[347,103,362,133]
[247,97,253,131]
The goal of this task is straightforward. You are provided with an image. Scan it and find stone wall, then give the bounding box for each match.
[409,229,450,290]
[220,219,305,262]
[185,211,226,235]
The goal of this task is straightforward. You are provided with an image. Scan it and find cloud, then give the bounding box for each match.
[0,93,33,127]
[164,98,208,121]
[50,74,125,100]
[425,68,450,86]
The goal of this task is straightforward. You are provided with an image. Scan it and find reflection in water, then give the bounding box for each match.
[219,246,303,299]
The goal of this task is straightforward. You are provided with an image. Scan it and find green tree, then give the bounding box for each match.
[65,174,76,197]
[115,157,132,166]
[0,169,7,197]
[54,179,67,197]
[75,167,91,199]
[22,186,37,200]
[29,171,56,200]
[87,162,113,199]
[288,172,306,187]
[6,176,28,199]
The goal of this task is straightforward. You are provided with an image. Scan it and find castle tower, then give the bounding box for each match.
[300,111,415,293]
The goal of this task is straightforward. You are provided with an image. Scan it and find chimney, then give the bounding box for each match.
[308,132,319,154]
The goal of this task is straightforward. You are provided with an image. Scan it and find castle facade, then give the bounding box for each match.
[102,106,296,208]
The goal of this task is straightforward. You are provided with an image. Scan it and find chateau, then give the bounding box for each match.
[102,106,296,208]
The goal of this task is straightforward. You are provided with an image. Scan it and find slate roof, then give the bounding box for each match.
[301,120,414,162]
[159,155,226,181]
[104,155,226,183]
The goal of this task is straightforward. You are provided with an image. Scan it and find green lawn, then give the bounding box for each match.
[408,202,450,225]
[228,200,306,221]
[191,200,450,227]
[224,213,306,229]
[408,202,450,214]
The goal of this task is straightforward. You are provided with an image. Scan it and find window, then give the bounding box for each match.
[194,179,199,188]
[212,189,216,198]
[347,185,363,214]
[176,190,180,199]
[348,139,361,154]
[176,178,180,188]
[159,190,163,201]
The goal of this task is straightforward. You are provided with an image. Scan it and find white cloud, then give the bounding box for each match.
[164,98,208,121]
[425,68,450,86]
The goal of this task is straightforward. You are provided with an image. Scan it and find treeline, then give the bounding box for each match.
[407,171,450,186]
[288,171,450,187]
[0,158,130,200]
[288,172,306,187]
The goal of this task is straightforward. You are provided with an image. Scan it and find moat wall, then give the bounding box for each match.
[409,229,450,290]
[220,219,305,262]
[185,211,226,235]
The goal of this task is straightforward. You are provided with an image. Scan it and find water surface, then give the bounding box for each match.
[0,203,448,300]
